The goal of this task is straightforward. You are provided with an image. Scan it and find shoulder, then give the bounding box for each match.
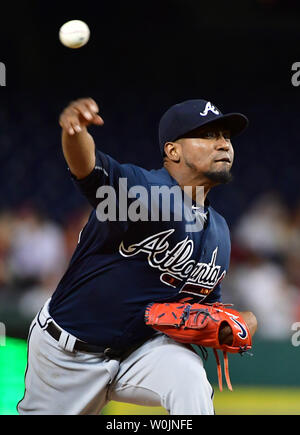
[117,161,175,187]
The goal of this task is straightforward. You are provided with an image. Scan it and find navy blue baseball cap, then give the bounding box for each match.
[158,99,249,156]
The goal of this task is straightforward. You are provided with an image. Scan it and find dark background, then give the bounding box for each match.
[1,0,300,226]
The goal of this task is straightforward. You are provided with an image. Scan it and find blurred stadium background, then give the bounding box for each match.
[1,0,300,415]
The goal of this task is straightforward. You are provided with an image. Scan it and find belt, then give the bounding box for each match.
[46,322,124,358]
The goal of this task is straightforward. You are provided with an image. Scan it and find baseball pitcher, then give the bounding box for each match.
[17,98,257,415]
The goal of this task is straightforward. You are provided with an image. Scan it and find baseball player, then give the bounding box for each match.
[17,98,257,415]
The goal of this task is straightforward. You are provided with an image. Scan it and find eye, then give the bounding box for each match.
[221,130,231,140]
[203,131,216,139]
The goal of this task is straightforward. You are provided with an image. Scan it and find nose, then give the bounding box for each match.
[215,135,231,151]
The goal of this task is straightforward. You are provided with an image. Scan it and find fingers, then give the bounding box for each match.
[240,311,258,337]
[218,323,233,345]
[59,98,104,135]
[82,97,99,113]
[73,99,97,122]
[59,110,78,135]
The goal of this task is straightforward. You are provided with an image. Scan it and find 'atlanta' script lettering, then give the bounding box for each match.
[119,229,226,296]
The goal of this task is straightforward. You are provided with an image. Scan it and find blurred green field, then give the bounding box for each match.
[214,386,300,415]
[1,337,300,415]
[102,386,300,415]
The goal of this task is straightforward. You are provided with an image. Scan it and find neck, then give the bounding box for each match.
[163,161,213,205]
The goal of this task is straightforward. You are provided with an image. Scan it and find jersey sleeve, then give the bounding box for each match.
[70,148,145,208]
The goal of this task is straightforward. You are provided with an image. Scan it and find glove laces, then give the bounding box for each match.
[213,346,253,391]
[213,349,232,391]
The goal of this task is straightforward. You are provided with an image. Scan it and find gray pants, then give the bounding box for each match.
[17,299,214,415]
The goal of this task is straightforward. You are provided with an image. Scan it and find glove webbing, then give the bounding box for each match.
[181,305,219,325]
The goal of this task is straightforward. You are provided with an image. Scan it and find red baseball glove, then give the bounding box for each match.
[145,301,252,391]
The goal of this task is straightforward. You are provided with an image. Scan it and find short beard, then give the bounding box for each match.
[182,154,233,185]
[203,170,233,185]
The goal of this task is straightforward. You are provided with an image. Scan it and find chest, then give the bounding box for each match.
[119,209,231,298]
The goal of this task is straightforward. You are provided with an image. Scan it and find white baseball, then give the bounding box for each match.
[59,20,90,49]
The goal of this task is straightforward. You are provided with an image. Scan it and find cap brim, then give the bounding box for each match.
[177,113,249,140]
[212,113,249,137]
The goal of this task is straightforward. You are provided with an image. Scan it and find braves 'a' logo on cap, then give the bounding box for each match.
[200,101,220,117]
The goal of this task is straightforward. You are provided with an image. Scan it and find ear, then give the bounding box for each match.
[164,141,181,162]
